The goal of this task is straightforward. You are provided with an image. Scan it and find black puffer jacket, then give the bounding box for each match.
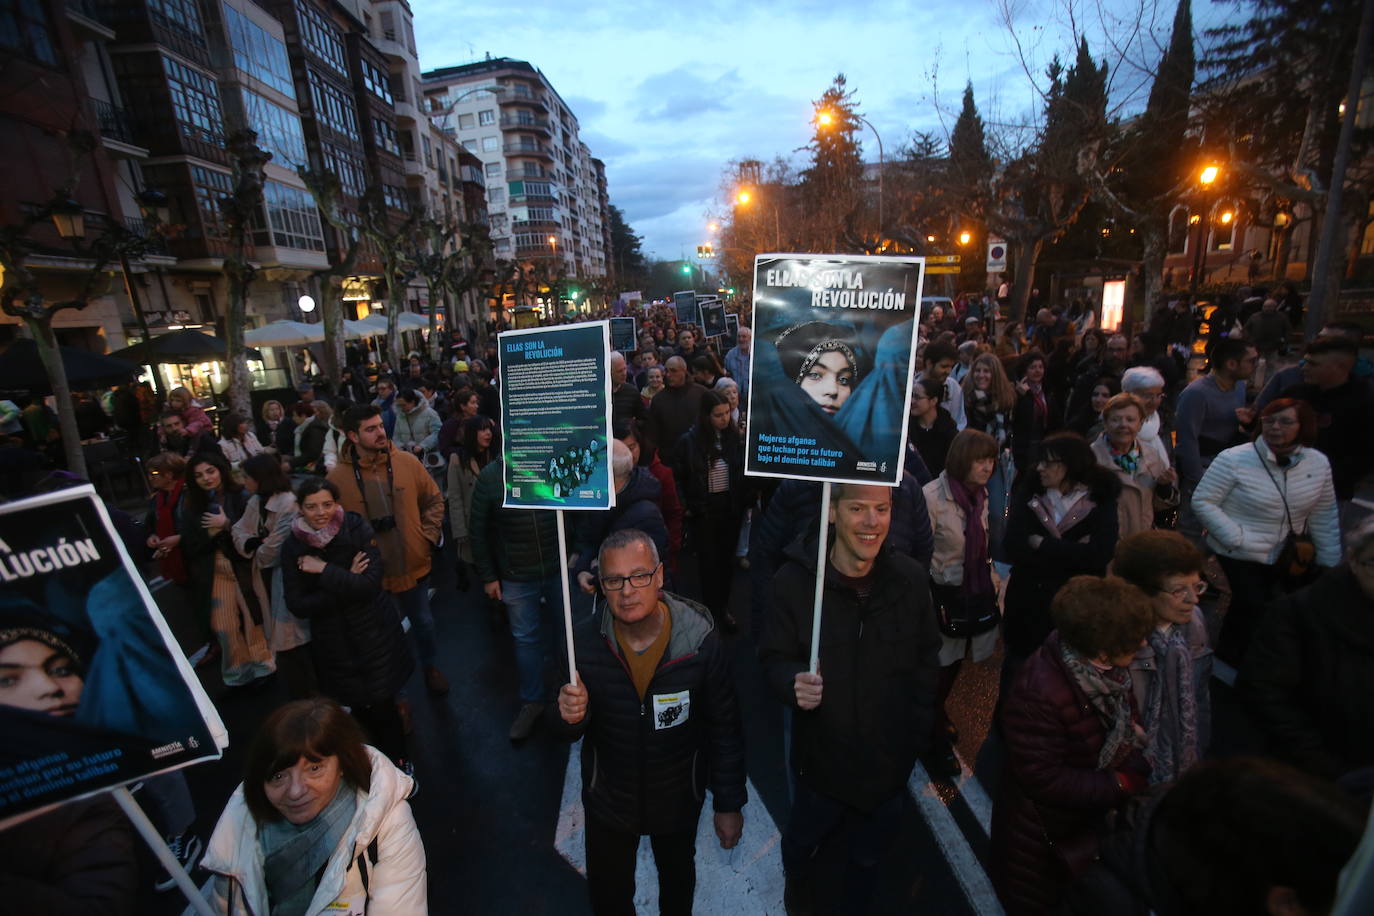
[1240,565,1374,780]
[571,467,670,579]
[760,537,941,813]
[672,425,747,520]
[280,511,413,707]
[469,459,561,583]
[1002,473,1120,658]
[558,592,746,836]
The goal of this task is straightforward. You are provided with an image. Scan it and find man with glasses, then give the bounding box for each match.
[557,528,745,916]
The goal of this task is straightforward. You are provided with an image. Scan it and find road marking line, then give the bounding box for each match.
[952,750,993,835]
[909,763,1005,915]
[555,741,785,913]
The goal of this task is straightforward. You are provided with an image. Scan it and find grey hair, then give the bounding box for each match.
[609,351,625,365]
[1121,366,1166,393]
[714,377,738,392]
[598,528,660,570]
[610,438,633,480]
[1347,515,1374,564]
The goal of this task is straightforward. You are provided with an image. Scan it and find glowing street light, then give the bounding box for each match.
[1219,211,1234,225]
[297,294,316,313]
[958,231,972,246]
[736,190,751,205]
[815,110,834,127]
[707,222,718,233]
[815,105,885,233]
[1199,165,1219,186]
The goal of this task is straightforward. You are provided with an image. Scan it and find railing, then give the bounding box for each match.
[504,142,551,157]
[93,99,137,145]
[500,115,549,131]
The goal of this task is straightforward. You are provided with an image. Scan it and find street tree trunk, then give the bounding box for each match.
[1008,236,1042,323]
[224,267,252,416]
[28,313,86,477]
[1139,220,1167,328]
[320,276,345,383]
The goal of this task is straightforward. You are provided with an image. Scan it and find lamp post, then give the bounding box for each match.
[1189,164,1220,297]
[735,189,780,248]
[816,108,885,235]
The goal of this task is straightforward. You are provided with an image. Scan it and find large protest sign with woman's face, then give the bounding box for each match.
[0,487,227,828]
[745,254,924,486]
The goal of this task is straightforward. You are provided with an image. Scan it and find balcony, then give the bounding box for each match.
[500,114,550,135]
[66,0,115,40]
[514,243,557,259]
[508,166,550,180]
[504,141,553,161]
[508,193,557,207]
[498,90,548,112]
[373,30,411,65]
[92,100,148,159]
[401,153,425,179]
[512,218,559,233]
[392,97,421,125]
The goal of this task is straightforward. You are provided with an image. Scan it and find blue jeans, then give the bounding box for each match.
[393,578,437,668]
[503,573,565,703]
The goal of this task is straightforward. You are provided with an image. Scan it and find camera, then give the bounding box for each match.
[371,515,397,533]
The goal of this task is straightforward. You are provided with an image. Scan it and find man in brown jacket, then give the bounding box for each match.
[329,404,449,696]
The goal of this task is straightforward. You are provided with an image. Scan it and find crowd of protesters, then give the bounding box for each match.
[2,286,1372,916]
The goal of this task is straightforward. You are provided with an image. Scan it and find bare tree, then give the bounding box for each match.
[360,190,418,368]
[300,168,365,383]
[220,129,271,416]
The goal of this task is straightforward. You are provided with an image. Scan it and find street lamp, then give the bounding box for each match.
[734,188,780,248]
[298,294,316,313]
[815,107,885,234]
[1189,164,1222,296]
[50,198,85,240]
[958,231,972,246]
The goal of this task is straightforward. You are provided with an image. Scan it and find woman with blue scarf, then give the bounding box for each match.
[194,698,427,915]
[1089,393,1178,539]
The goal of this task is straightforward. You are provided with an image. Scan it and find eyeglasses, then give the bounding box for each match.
[600,562,661,592]
[1160,581,1208,600]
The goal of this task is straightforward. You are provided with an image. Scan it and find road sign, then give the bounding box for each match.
[926,265,961,274]
[926,255,961,265]
[986,238,1007,273]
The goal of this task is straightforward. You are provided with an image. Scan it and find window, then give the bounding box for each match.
[484,161,501,177]
[0,0,58,65]
[321,142,367,197]
[461,139,476,152]
[260,180,324,250]
[481,136,498,152]
[1211,203,1237,251]
[382,184,407,211]
[371,117,400,156]
[242,89,307,166]
[360,57,392,104]
[191,165,233,239]
[527,207,555,222]
[487,188,504,205]
[457,113,474,130]
[478,109,495,126]
[422,134,433,167]
[525,180,552,197]
[163,57,225,145]
[514,233,550,249]
[222,3,294,98]
[149,0,205,42]
[1167,206,1190,255]
[307,70,358,135]
[297,1,346,77]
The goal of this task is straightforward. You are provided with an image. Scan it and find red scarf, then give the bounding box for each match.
[947,475,993,597]
[154,480,188,585]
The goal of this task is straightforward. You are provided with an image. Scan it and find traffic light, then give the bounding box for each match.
[681,263,691,274]
[695,243,716,259]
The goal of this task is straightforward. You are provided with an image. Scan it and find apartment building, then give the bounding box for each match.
[1,0,483,389]
[421,57,610,281]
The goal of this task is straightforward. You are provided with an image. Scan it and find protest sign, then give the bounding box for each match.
[724,313,740,350]
[0,487,227,829]
[513,306,542,329]
[609,316,637,354]
[745,253,924,487]
[499,321,614,511]
[673,289,699,327]
[700,302,727,339]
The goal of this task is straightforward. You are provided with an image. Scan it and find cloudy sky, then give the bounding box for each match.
[412,0,1231,262]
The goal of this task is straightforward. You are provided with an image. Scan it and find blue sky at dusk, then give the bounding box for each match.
[413,0,1232,264]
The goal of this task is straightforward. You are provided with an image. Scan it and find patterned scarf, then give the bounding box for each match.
[259,782,357,916]
[1143,624,1200,784]
[1105,434,1141,476]
[291,505,344,550]
[1061,641,1143,770]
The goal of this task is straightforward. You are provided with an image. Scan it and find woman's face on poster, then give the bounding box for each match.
[799,350,855,415]
[193,461,222,493]
[0,640,83,716]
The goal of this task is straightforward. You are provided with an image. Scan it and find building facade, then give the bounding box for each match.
[422,57,610,288]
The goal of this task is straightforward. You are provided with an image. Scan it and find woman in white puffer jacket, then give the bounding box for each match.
[1192,398,1340,664]
[191,698,426,916]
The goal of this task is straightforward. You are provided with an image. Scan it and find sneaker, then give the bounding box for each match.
[509,702,546,741]
[153,832,203,892]
[424,665,450,697]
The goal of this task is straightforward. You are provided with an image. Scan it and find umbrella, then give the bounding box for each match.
[344,319,379,339]
[244,320,323,347]
[397,312,431,332]
[110,328,261,363]
[354,314,389,334]
[0,339,139,394]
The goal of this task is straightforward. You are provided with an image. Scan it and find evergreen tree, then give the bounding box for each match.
[606,204,646,285]
[799,74,866,251]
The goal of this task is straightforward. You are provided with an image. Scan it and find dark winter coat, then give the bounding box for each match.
[760,537,942,813]
[0,795,137,915]
[1059,790,1170,916]
[1011,389,1062,471]
[1002,475,1120,658]
[672,425,747,520]
[558,592,747,836]
[647,382,707,468]
[908,406,959,479]
[468,459,561,583]
[990,632,1148,915]
[1239,565,1374,781]
[572,467,670,579]
[179,485,255,623]
[280,511,413,707]
[748,471,935,634]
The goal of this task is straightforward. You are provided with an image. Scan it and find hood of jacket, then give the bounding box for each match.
[199,746,415,915]
[597,589,714,662]
[617,466,662,506]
